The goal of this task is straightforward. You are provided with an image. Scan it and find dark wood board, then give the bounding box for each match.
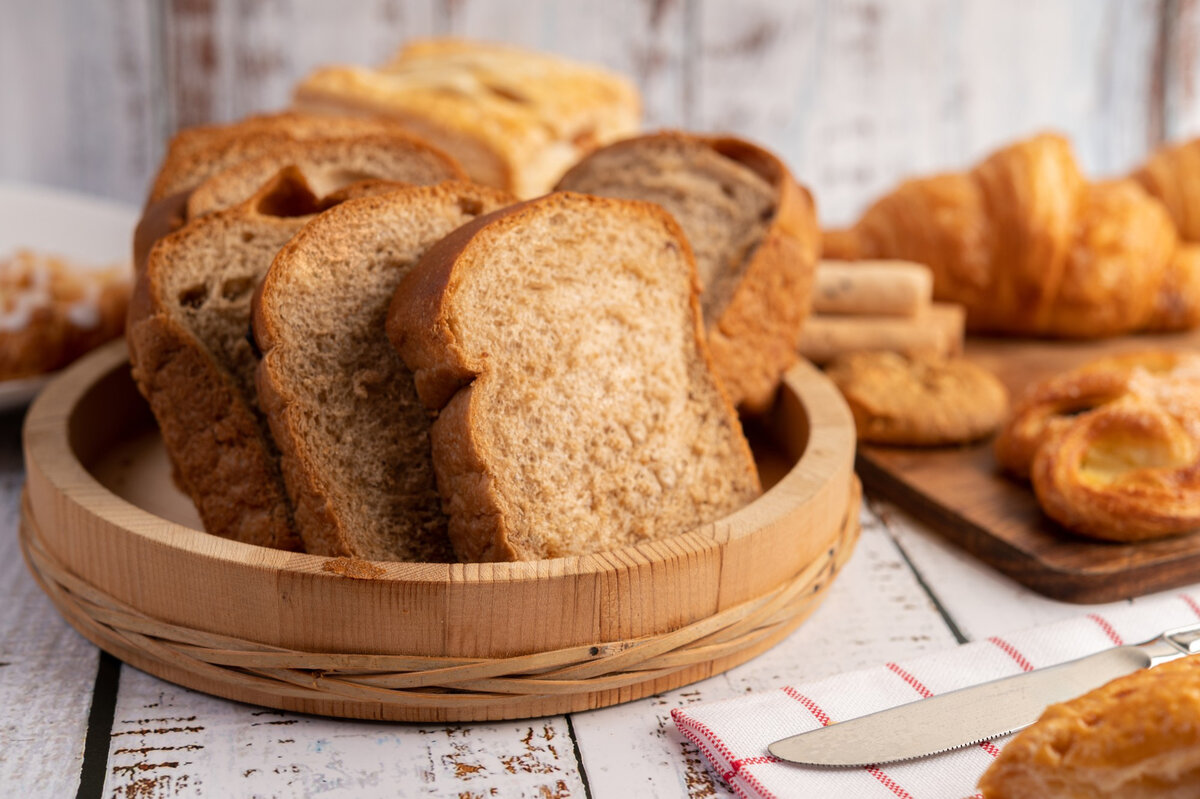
[857,328,1200,604]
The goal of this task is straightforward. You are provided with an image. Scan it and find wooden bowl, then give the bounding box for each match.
[21,341,859,722]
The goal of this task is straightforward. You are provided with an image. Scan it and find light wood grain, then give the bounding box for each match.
[21,341,857,722]
[857,328,1200,604]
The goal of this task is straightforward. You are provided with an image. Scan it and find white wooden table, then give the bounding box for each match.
[3,401,1192,798]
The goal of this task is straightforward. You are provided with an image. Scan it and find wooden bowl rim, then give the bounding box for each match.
[23,341,854,584]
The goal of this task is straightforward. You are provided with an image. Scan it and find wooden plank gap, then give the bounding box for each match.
[564,714,596,799]
[867,496,970,645]
[74,652,122,799]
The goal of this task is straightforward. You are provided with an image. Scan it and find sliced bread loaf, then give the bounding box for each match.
[387,191,762,562]
[556,132,819,413]
[185,134,464,219]
[135,118,463,275]
[253,182,514,561]
[147,111,414,204]
[128,168,397,549]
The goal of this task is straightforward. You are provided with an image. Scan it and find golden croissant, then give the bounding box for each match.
[825,133,1200,337]
[995,351,1200,542]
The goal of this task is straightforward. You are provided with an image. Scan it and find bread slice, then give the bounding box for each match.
[387,191,762,562]
[135,117,463,275]
[147,111,414,204]
[293,38,641,197]
[128,169,395,549]
[185,133,464,219]
[556,132,819,413]
[254,182,515,561]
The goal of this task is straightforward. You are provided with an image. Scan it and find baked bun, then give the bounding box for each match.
[979,654,1200,799]
[996,351,1200,541]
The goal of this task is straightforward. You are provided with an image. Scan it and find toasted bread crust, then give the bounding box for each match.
[147,111,412,204]
[255,182,514,561]
[128,177,318,550]
[706,136,820,413]
[388,191,760,562]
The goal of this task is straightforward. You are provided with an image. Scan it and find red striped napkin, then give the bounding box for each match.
[672,591,1200,799]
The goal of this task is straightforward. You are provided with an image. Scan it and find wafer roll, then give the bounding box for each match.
[813,260,933,316]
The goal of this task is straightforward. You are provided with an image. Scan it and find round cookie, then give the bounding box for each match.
[826,351,1009,446]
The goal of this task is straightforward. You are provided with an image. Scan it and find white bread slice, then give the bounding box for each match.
[556,132,819,413]
[387,191,762,562]
[254,182,515,561]
[293,38,640,197]
[127,169,401,550]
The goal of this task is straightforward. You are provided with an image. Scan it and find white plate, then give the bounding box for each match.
[0,182,138,412]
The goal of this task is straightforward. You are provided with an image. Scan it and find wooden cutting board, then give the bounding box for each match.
[856,328,1200,604]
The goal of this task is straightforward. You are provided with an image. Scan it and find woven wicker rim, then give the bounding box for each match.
[21,479,860,709]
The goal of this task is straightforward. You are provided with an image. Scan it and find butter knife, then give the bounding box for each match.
[768,621,1200,767]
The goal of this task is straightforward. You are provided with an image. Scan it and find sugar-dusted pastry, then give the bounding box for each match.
[996,351,1200,541]
[1,250,129,380]
[825,133,1200,337]
[825,351,1008,446]
[294,38,641,198]
[978,654,1200,799]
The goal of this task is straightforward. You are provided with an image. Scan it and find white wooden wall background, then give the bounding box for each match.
[2,0,1200,224]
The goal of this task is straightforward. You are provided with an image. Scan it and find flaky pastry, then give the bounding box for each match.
[996,351,1200,541]
[979,654,1200,799]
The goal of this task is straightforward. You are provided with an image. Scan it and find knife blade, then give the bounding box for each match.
[768,622,1200,767]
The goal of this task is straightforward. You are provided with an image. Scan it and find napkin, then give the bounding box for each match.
[672,590,1200,799]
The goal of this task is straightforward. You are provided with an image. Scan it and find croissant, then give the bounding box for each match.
[995,351,1200,542]
[825,133,1200,337]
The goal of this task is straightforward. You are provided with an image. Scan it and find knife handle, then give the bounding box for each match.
[1164,622,1200,656]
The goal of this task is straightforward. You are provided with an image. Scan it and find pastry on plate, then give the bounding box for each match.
[1,249,129,381]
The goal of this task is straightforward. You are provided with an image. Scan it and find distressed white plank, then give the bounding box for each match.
[0,0,160,203]
[692,0,1162,226]
[161,0,440,130]
[443,0,689,128]
[0,409,99,795]
[572,502,962,799]
[872,497,1200,642]
[1163,0,1200,140]
[103,666,586,798]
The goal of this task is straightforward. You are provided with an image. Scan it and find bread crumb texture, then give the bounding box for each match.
[395,192,761,561]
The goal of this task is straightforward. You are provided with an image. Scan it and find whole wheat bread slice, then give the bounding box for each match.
[147,111,418,204]
[185,133,464,219]
[253,182,515,562]
[127,169,403,549]
[556,132,819,413]
[135,119,463,276]
[387,191,762,562]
